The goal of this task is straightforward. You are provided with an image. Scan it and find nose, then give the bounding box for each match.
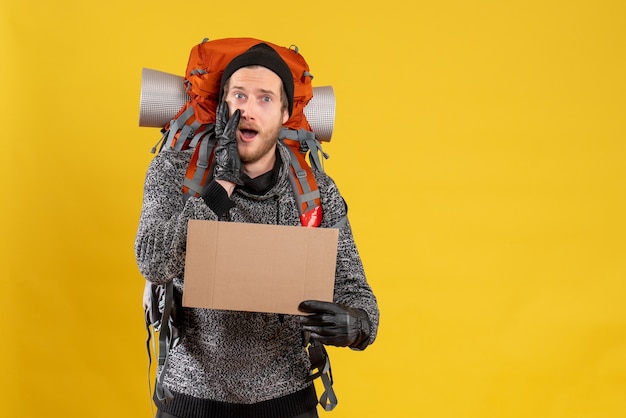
[238,99,256,121]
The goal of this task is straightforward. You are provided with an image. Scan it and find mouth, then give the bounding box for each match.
[238,128,258,143]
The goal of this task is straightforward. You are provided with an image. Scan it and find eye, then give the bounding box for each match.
[261,95,272,103]
[234,92,246,100]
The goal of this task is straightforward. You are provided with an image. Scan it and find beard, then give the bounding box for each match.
[237,117,284,165]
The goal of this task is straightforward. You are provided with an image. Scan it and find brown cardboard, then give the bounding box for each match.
[182,220,339,315]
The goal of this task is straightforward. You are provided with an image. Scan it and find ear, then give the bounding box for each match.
[282,108,289,124]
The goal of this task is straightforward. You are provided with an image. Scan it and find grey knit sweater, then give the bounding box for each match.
[135,142,379,418]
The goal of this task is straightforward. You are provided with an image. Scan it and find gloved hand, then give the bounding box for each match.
[299,300,372,350]
[213,101,243,185]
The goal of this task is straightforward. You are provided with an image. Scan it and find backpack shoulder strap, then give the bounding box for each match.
[307,339,338,411]
[279,128,328,227]
[144,281,179,406]
[282,144,322,227]
[182,129,217,200]
[175,127,327,228]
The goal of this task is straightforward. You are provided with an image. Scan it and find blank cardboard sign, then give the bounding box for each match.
[183,220,338,315]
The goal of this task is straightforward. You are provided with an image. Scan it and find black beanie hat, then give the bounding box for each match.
[219,43,294,116]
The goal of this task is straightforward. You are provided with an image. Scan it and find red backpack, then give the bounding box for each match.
[158,37,326,227]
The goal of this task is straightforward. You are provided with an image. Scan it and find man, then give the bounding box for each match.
[135,42,379,418]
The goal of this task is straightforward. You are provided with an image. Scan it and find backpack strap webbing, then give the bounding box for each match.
[182,130,217,199]
[164,106,197,151]
[307,339,338,411]
[279,127,328,172]
[154,281,176,405]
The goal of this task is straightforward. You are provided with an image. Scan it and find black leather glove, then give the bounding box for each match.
[213,101,243,185]
[299,300,372,350]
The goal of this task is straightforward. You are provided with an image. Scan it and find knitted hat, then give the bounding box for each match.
[219,43,294,116]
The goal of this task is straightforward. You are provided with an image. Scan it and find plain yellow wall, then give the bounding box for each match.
[2,0,625,417]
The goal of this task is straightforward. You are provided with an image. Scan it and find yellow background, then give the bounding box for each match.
[2,0,625,417]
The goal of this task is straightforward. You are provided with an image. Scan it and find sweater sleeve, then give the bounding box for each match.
[134,149,219,285]
[317,172,380,347]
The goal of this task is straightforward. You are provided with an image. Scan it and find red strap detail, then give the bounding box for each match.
[301,206,322,227]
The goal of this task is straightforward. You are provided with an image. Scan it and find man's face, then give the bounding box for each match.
[223,66,289,175]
